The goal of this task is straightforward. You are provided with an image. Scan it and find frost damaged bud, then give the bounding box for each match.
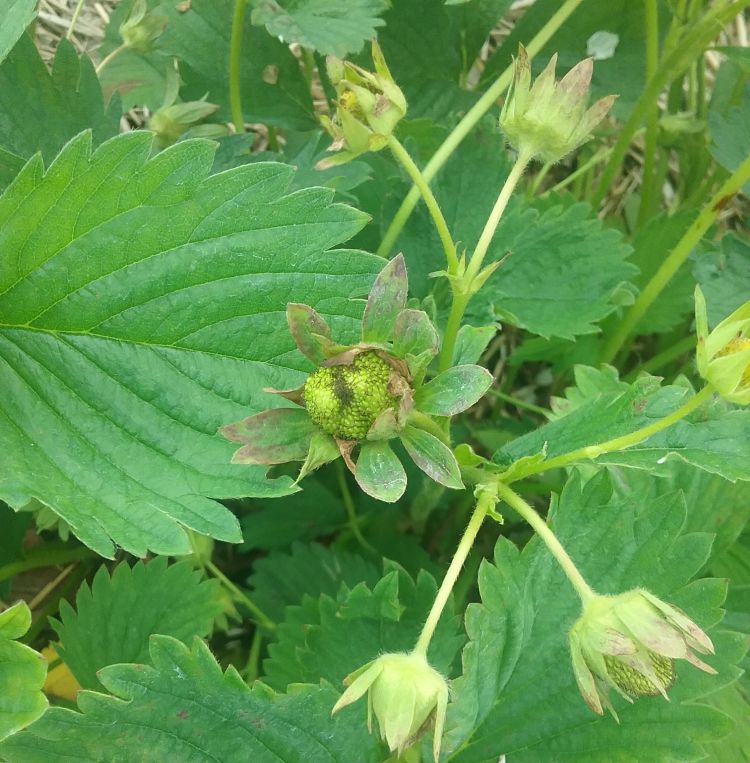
[500,44,615,163]
[695,286,750,404]
[332,652,449,762]
[318,40,407,168]
[304,351,400,440]
[569,589,715,719]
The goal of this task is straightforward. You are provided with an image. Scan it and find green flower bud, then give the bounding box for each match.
[119,0,167,53]
[304,351,398,440]
[149,100,223,149]
[332,651,449,762]
[569,589,715,718]
[500,45,615,163]
[318,40,407,168]
[695,286,750,404]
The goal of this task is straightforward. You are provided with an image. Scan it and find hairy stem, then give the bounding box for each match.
[437,151,531,371]
[495,482,595,604]
[509,384,714,482]
[413,486,495,656]
[386,135,458,272]
[229,0,248,133]
[376,0,585,258]
[95,43,127,75]
[205,558,275,631]
[335,460,374,552]
[600,153,750,364]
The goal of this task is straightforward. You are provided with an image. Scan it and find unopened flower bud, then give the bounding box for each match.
[500,44,615,163]
[695,286,750,404]
[119,0,167,53]
[569,589,715,718]
[332,652,449,761]
[318,40,406,168]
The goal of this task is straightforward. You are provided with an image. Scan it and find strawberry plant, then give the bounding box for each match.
[1,1,749,761]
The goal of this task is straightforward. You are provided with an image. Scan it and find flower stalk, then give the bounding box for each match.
[495,481,595,604]
[413,484,496,656]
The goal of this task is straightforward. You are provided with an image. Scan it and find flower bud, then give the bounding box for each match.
[149,100,224,149]
[332,652,449,761]
[318,40,407,168]
[569,589,715,718]
[695,286,750,404]
[119,0,167,53]
[500,45,615,163]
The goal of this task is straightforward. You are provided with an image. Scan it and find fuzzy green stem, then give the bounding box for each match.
[386,134,458,272]
[592,0,750,208]
[408,409,451,445]
[66,0,87,39]
[376,0,585,258]
[636,0,661,226]
[413,486,495,656]
[495,481,595,604]
[205,558,275,631]
[437,151,530,372]
[490,389,550,416]
[600,153,750,364]
[95,43,127,75]
[545,146,614,196]
[0,545,94,584]
[466,151,531,283]
[509,384,714,482]
[229,0,248,133]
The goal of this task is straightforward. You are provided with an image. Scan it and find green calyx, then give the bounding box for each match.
[603,652,675,698]
[304,351,399,440]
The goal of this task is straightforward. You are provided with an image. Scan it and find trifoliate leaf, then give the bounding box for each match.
[0,601,47,741]
[251,0,388,57]
[443,470,745,762]
[263,562,464,692]
[247,541,381,624]
[0,635,382,762]
[0,37,120,190]
[0,1,36,64]
[0,131,381,558]
[52,557,223,691]
[495,366,750,484]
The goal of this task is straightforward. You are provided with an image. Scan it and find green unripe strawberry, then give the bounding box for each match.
[304,351,397,440]
[603,652,675,697]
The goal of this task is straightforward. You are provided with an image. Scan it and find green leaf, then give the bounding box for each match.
[0,601,47,741]
[495,366,750,484]
[709,73,750,191]
[0,37,120,190]
[443,470,744,762]
[251,0,388,57]
[0,1,36,64]
[400,425,464,489]
[355,440,407,502]
[361,254,408,344]
[263,561,464,691]
[393,309,439,359]
[0,635,383,762]
[51,557,223,691]
[248,541,381,623]
[695,234,750,328]
[415,365,493,416]
[0,131,381,558]
[241,480,347,551]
